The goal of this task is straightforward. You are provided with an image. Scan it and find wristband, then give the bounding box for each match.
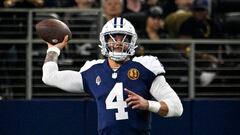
[47,46,60,56]
[148,100,161,113]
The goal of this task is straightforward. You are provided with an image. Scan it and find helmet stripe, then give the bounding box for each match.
[120,17,123,28]
[113,17,124,28]
[114,18,117,28]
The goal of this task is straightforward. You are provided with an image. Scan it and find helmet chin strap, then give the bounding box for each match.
[109,52,129,62]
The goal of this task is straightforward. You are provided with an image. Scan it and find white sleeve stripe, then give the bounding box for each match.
[42,62,84,93]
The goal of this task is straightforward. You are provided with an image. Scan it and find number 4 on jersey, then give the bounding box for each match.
[105,82,128,120]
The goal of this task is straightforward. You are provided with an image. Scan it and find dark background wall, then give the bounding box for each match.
[0,99,239,135]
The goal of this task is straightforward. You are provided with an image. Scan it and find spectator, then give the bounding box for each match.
[175,0,192,10]
[3,0,45,8]
[73,0,96,9]
[178,0,223,86]
[178,0,222,39]
[162,0,192,17]
[123,0,144,14]
[164,9,192,38]
[130,6,167,56]
[122,0,146,37]
[164,0,193,38]
[103,0,123,22]
[139,6,167,40]
[139,6,189,86]
[142,0,164,12]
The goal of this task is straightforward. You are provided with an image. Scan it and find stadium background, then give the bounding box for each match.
[0,0,240,135]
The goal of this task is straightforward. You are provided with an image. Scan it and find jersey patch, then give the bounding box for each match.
[96,75,101,85]
[127,68,140,80]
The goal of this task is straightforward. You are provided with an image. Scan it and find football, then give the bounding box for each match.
[35,18,72,45]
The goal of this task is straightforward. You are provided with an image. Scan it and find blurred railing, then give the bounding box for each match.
[0,9,240,100]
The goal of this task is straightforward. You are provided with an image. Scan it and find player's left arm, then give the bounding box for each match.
[128,56,183,117]
[149,75,183,117]
[125,76,183,117]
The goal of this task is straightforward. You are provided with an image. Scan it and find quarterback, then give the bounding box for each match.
[42,17,183,135]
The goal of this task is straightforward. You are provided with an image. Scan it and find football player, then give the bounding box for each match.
[42,17,183,135]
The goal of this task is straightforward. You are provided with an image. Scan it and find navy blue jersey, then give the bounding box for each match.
[80,56,165,135]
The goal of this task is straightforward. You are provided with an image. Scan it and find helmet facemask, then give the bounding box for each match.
[105,33,136,61]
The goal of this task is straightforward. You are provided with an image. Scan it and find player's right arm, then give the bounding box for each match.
[42,35,84,93]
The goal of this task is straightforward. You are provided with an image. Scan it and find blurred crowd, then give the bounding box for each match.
[1,0,239,38]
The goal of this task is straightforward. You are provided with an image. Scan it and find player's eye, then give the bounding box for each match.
[105,34,113,42]
[122,35,132,43]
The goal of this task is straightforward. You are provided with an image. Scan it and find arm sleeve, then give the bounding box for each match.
[42,62,84,93]
[150,76,183,117]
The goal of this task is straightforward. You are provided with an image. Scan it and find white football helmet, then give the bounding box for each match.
[99,17,138,61]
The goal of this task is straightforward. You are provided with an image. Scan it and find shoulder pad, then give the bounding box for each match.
[80,59,105,72]
[132,56,165,75]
